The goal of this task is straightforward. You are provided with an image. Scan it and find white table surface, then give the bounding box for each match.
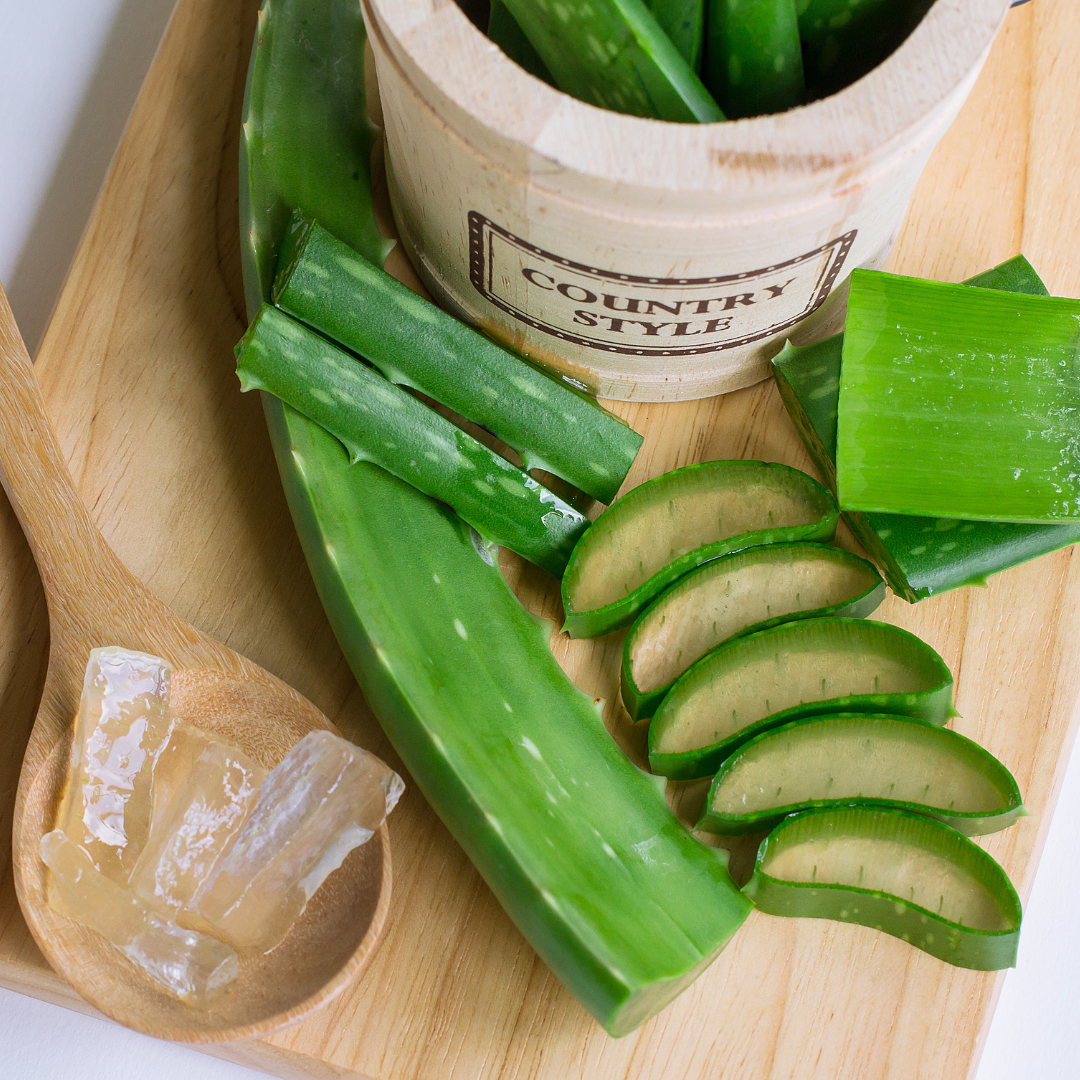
[1,2,1078,1077]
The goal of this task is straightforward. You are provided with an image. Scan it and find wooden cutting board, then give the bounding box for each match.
[1,2,1077,1078]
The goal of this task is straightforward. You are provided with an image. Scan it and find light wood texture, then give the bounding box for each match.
[0,277,391,1041]
[364,0,1009,400]
[0,0,1077,1078]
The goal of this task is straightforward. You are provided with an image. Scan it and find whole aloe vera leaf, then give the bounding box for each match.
[240,0,750,1036]
[487,0,555,84]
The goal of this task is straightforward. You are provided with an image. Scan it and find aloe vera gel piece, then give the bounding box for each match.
[236,304,588,575]
[622,543,883,720]
[744,807,1022,970]
[837,270,1080,525]
[648,617,955,780]
[562,461,839,638]
[700,713,1024,836]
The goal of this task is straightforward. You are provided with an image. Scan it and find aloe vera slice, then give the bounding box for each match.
[562,461,839,639]
[836,269,1080,525]
[706,0,804,119]
[621,543,883,721]
[772,256,1080,601]
[744,807,1022,970]
[699,713,1025,836]
[500,0,724,122]
[488,0,555,84]
[242,0,751,1036]
[648,617,955,780]
[273,215,641,505]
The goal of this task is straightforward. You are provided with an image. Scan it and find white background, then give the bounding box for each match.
[1,1,1078,1077]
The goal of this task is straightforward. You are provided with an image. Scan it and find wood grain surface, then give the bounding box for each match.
[1,1,1078,1078]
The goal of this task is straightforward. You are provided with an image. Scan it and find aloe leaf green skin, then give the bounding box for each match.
[621,542,884,722]
[563,461,839,639]
[648,617,956,781]
[647,0,707,71]
[706,0,805,119]
[697,713,1025,837]
[744,807,1022,970]
[500,0,724,122]
[273,214,642,505]
[772,256,1080,602]
[241,0,751,1036]
[488,0,556,85]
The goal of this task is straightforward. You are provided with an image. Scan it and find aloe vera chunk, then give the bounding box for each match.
[773,256,1080,600]
[499,0,724,122]
[706,0,804,118]
[836,270,1080,525]
[562,461,839,639]
[744,807,1022,970]
[699,713,1025,836]
[648,617,955,780]
[273,215,642,505]
[488,0,555,84]
[241,0,751,1035]
[621,542,883,721]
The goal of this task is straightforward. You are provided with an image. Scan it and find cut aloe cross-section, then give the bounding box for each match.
[744,807,1022,970]
[236,304,588,576]
[699,713,1024,836]
[648,617,955,780]
[836,269,1080,525]
[621,543,883,721]
[562,461,839,638]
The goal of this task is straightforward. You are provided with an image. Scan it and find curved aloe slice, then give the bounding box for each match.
[621,542,882,720]
[699,713,1024,836]
[563,461,839,639]
[648,617,955,780]
[744,807,1022,970]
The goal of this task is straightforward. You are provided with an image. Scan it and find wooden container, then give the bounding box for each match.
[362,0,1011,401]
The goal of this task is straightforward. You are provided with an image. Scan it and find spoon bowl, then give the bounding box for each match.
[0,282,391,1041]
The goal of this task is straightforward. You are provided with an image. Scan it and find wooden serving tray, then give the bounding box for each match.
[1,2,1077,1078]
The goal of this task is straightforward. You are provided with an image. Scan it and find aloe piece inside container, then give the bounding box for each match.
[648,617,955,780]
[700,713,1024,836]
[622,542,883,721]
[744,807,1022,970]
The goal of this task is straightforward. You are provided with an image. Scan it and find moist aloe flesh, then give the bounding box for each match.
[622,542,883,720]
[744,807,1022,970]
[699,713,1024,836]
[648,617,954,780]
[563,460,839,639]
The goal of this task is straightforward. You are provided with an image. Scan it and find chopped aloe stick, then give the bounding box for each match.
[699,713,1025,836]
[648,617,955,780]
[773,257,1080,601]
[647,0,706,70]
[562,461,838,639]
[54,647,175,883]
[836,270,1080,525]
[236,304,589,576]
[191,731,403,954]
[622,542,883,721]
[499,0,724,122]
[273,216,642,505]
[488,0,555,84]
[743,807,1022,970]
[41,829,238,1004]
[705,0,804,119]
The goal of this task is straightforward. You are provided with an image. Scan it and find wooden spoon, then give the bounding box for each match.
[0,281,391,1042]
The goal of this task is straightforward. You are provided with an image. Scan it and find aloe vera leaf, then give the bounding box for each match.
[499,0,724,122]
[706,0,804,119]
[772,256,1080,601]
[621,542,883,721]
[648,617,955,780]
[273,214,642,505]
[836,270,1080,524]
[242,0,750,1036]
[699,713,1025,836]
[744,807,1022,970]
[648,0,707,71]
[562,460,839,639]
[487,0,555,84]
